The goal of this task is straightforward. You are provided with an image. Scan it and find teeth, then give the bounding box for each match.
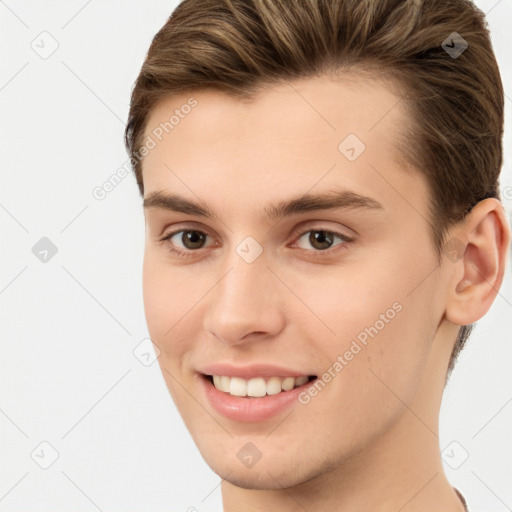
[230,377,247,396]
[211,374,312,397]
[219,375,230,392]
[281,377,295,391]
[295,375,308,386]
[247,377,266,397]
[266,376,282,395]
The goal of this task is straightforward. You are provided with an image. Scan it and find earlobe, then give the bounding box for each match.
[444,198,511,326]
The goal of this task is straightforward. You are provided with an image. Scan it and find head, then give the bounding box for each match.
[125,0,510,493]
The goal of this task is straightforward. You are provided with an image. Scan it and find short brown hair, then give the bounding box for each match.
[125,0,505,373]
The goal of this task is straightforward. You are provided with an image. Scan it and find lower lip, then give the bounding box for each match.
[200,375,313,423]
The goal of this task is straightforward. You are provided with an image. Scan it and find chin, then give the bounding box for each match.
[218,465,307,490]
[200,445,329,491]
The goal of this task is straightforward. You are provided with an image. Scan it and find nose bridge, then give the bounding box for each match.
[203,239,284,344]
[215,244,270,317]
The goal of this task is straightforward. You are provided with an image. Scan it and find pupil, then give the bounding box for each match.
[183,231,205,249]
[310,231,333,250]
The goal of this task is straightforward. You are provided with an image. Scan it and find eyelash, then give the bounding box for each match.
[159,226,354,260]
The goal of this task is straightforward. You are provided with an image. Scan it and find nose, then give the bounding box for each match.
[202,245,286,346]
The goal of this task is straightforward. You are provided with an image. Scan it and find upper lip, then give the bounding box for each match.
[197,362,315,380]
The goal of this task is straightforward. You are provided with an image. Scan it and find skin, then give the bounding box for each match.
[140,75,510,512]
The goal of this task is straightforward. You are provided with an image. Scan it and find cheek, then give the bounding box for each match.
[293,290,433,455]
[142,251,192,361]
[305,247,437,401]
[142,253,168,339]
[142,253,199,413]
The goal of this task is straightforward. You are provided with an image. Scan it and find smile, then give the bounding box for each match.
[209,374,316,397]
[200,372,318,422]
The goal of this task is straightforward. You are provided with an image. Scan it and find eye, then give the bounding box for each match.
[292,229,353,254]
[159,226,354,259]
[160,229,213,257]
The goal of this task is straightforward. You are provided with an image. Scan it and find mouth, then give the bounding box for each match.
[199,368,319,422]
[203,374,317,398]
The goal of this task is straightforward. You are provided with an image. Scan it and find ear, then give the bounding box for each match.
[444,198,511,326]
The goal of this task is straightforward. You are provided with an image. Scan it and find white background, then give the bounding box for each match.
[0,1,511,511]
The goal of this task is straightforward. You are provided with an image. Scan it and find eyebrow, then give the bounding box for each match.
[143,188,383,222]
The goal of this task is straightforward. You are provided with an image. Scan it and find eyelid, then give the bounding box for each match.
[288,221,356,243]
[160,219,356,239]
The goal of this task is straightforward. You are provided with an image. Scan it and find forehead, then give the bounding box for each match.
[141,75,425,223]
[144,74,408,155]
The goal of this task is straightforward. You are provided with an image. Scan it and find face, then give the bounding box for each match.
[141,75,451,489]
